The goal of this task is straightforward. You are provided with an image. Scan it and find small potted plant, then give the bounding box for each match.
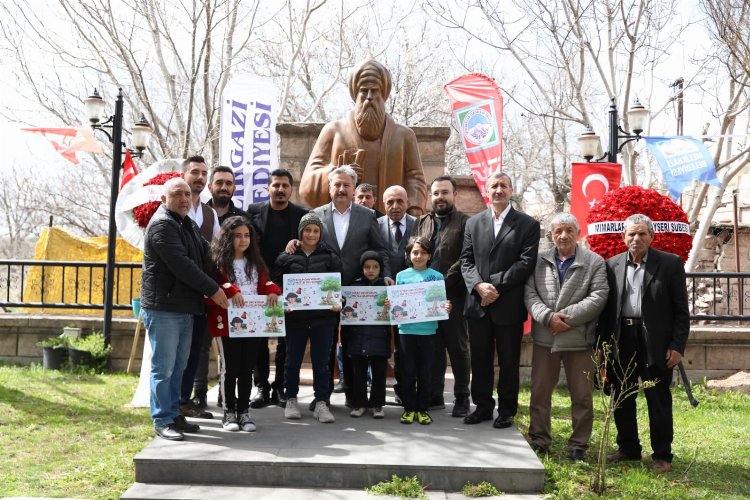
[37,335,70,370]
[68,332,112,371]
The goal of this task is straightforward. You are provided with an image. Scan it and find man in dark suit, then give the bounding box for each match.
[414,175,471,417]
[597,214,689,473]
[312,166,391,405]
[377,185,415,278]
[245,169,309,408]
[460,172,540,428]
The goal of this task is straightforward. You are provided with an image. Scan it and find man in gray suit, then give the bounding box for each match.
[378,185,415,278]
[286,166,391,405]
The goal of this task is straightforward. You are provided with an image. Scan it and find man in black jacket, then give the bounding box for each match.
[140,178,229,441]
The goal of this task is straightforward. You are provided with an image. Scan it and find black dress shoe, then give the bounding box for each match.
[429,397,446,410]
[530,443,549,454]
[250,388,271,409]
[154,424,184,441]
[463,410,493,424]
[173,415,200,433]
[191,393,207,409]
[493,414,514,429]
[451,396,470,418]
[607,450,641,463]
[569,448,587,461]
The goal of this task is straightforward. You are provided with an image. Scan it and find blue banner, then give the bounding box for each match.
[644,136,721,200]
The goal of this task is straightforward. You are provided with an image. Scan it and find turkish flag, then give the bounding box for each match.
[120,150,139,191]
[570,163,622,240]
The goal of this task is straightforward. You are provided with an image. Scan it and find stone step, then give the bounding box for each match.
[132,386,544,494]
[121,482,541,499]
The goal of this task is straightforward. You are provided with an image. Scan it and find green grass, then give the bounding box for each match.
[367,474,427,498]
[515,383,750,498]
[0,363,151,499]
[1,363,748,498]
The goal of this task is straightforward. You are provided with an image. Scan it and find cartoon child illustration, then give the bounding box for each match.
[391,305,407,321]
[246,319,256,333]
[230,316,244,333]
[285,292,299,306]
[342,305,357,320]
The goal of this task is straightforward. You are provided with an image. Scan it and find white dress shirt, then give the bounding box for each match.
[331,202,352,249]
[492,203,512,237]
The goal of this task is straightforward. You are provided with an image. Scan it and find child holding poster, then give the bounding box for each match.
[273,212,341,423]
[344,251,391,419]
[206,216,281,432]
[396,236,451,426]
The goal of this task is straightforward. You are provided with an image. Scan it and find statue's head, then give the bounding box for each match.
[348,59,391,141]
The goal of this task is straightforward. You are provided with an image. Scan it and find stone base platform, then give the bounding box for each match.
[122,381,544,498]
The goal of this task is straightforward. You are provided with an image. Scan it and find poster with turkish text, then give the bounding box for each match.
[228,295,285,338]
[341,286,391,325]
[283,273,342,311]
[386,281,449,325]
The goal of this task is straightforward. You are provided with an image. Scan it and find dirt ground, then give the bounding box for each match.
[706,371,750,394]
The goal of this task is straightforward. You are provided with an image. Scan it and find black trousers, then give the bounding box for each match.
[399,334,435,412]
[611,324,674,462]
[328,325,353,401]
[253,338,286,393]
[218,336,259,413]
[432,293,471,400]
[351,355,388,408]
[181,314,208,402]
[467,317,523,417]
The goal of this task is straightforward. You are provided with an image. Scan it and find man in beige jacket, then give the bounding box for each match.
[524,213,608,460]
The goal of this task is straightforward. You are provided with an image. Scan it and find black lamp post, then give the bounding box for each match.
[578,97,649,162]
[84,88,152,345]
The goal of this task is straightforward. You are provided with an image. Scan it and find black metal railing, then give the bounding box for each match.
[0,260,141,311]
[2,260,749,321]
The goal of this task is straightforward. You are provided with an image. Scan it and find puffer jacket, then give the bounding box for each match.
[140,204,219,314]
[272,242,341,328]
[523,244,608,351]
[343,276,391,358]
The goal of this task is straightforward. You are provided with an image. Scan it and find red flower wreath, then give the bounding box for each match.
[131,172,182,228]
[587,185,692,262]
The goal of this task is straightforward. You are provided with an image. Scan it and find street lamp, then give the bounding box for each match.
[578,97,649,162]
[85,87,153,345]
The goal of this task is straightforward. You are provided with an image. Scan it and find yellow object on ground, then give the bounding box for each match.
[23,227,143,315]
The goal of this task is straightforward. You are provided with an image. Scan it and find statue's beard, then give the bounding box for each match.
[355,103,385,141]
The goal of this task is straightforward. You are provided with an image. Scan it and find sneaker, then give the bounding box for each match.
[417,411,433,425]
[284,397,301,420]
[333,379,345,393]
[222,411,240,431]
[238,411,257,432]
[350,407,367,417]
[400,410,415,424]
[314,400,335,423]
[373,407,385,419]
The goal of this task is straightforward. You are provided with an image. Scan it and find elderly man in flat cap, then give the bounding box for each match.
[299,59,427,216]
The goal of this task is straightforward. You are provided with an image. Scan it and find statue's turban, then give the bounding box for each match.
[348,59,392,101]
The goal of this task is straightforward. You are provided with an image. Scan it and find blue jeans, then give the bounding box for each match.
[142,308,193,428]
[285,324,335,401]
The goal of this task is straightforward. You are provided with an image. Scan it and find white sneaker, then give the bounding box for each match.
[284,397,301,420]
[314,400,335,423]
[373,406,385,419]
[222,411,240,432]
[238,411,256,432]
[350,407,367,417]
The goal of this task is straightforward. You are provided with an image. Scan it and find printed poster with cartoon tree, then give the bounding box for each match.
[341,286,391,325]
[228,295,286,338]
[282,272,342,311]
[385,280,449,325]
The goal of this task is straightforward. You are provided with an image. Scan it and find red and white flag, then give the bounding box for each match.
[570,162,622,240]
[21,127,103,165]
[444,74,503,204]
[120,150,139,190]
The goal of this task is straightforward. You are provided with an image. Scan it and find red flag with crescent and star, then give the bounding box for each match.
[570,162,622,240]
[444,73,503,204]
[120,150,139,191]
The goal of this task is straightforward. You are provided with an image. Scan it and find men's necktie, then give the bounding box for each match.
[394,221,403,243]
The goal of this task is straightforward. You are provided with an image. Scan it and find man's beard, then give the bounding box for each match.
[212,194,231,208]
[434,204,453,217]
[354,102,386,141]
